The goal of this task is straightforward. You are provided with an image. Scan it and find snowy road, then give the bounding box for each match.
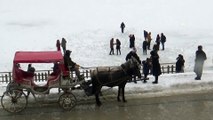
[1,91,213,120]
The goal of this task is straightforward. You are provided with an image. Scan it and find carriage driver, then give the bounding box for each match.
[63,50,84,80]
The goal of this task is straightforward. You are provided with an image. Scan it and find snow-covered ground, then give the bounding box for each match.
[0,0,213,96]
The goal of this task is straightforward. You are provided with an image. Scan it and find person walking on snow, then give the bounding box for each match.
[120,22,125,33]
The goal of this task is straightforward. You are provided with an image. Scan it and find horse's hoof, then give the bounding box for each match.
[96,102,102,106]
[123,100,127,103]
[117,98,121,102]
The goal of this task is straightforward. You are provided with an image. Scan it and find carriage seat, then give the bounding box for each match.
[59,64,70,77]
[13,67,35,86]
[47,72,61,86]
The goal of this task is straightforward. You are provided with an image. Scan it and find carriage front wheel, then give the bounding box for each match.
[58,92,77,111]
[1,89,28,113]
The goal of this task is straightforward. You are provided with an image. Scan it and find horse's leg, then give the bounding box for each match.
[117,86,121,102]
[122,86,127,102]
[95,86,102,106]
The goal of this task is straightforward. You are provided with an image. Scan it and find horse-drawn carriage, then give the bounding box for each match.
[1,50,141,113]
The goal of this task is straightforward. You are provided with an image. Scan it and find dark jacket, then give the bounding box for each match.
[142,40,148,50]
[142,60,150,75]
[120,22,125,29]
[195,50,207,63]
[161,34,166,43]
[64,51,76,70]
[116,39,121,49]
[126,51,141,64]
[150,50,161,76]
[176,55,185,73]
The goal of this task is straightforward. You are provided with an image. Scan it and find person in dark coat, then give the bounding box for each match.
[160,33,166,50]
[126,48,141,83]
[176,54,185,73]
[144,30,148,40]
[109,38,115,55]
[126,48,141,64]
[155,34,160,50]
[64,50,84,80]
[56,39,61,51]
[150,50,161,84]
[142,58,151,83]
[142,40,148,55]
[116,39,121,55]
[129,34,135,48]
[61,38,67,54]
[194,45,207,80]
[153,44,159,52]
[120,22,125,33]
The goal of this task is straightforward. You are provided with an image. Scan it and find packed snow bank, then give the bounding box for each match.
[1,71,213,99]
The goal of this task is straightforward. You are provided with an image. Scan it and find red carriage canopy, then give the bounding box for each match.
[13,51,64,63]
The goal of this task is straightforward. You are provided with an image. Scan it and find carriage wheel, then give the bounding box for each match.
[1,89,28,113]
[58,92,77,111]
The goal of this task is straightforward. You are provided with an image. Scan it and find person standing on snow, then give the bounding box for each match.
[147,32,152,50]
[126,48,141,83]
[150,49,161,84]
[142,40,148,55]
[144,30,148,40]
[142,58,151,83]
[109,38,115,55]
[155,34,160,51]
[176,54,185,73]
[120,22,125,33]
[129,34,135,48]
[194,45,207,80]
[116,39,121,55]
[160,33,166,50]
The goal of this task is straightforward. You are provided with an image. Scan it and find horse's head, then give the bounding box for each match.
[121,57,141,78]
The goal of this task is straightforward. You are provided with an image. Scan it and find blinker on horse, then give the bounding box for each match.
[90,57,141,106]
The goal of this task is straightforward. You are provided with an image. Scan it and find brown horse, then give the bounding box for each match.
[90,57,141,106]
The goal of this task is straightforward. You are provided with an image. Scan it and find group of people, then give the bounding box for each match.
[125,47,161,84]
[175,45,207,80]
[119,22,207,83]
[109,38,121,55]
[142,30,167,55]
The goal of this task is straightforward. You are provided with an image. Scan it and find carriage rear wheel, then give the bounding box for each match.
[58,92,77,111]
[1,89,28,113]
